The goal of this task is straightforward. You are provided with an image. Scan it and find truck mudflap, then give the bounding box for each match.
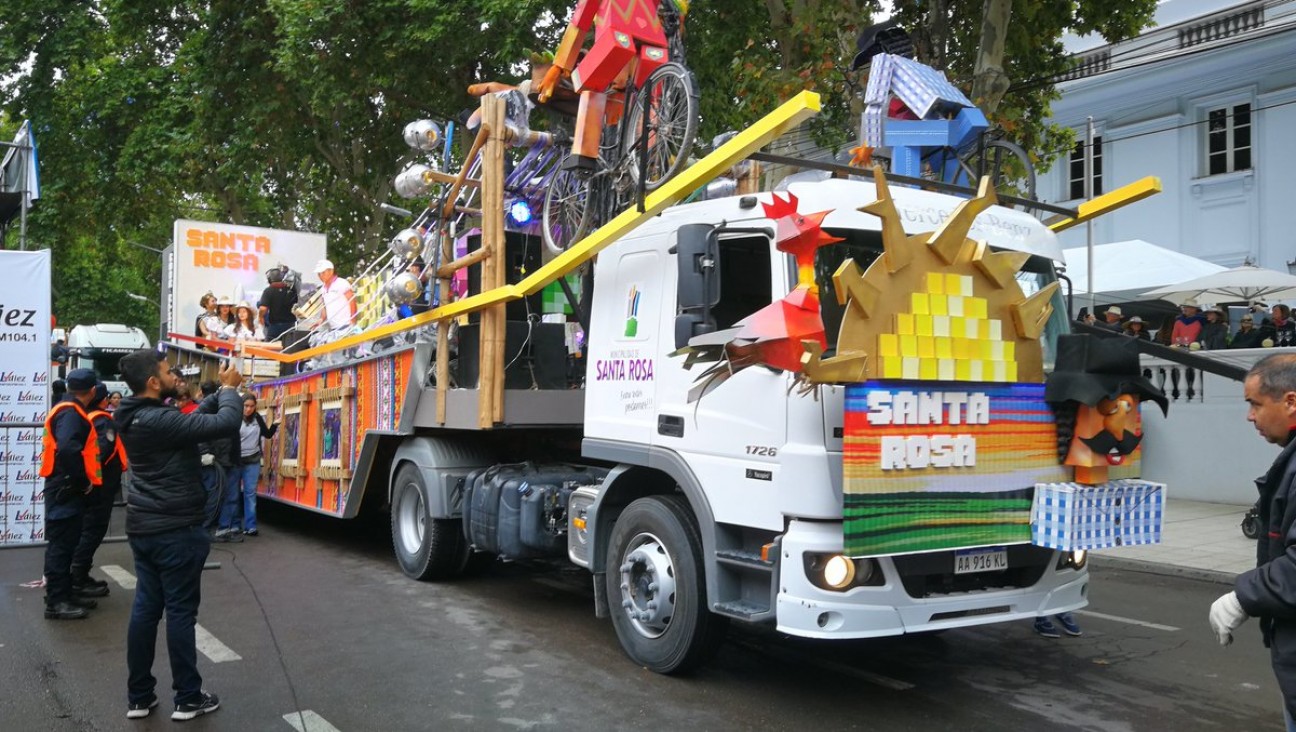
[775,518,1088,639]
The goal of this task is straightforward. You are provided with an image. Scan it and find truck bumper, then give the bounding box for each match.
[775,519,1088,639]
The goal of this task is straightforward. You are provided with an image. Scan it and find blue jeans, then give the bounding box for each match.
[219,462,260,532]
[200,466,223,530]
[126,526,210,706]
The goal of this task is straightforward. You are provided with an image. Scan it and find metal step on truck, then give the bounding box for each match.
[164,91,1162,674]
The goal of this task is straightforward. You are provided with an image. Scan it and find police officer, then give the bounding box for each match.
[69,383,126,598]
[38,368,102,620]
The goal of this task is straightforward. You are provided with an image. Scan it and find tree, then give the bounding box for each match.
[686,0,1157,172]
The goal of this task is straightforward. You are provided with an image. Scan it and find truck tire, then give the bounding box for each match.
[391,464,469,580]
[605,495,727,674]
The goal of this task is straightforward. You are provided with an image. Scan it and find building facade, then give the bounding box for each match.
[1047,0,1296,273]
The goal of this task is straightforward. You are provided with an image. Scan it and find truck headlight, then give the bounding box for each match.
[807,554,878,591]
[1057,549,1087,570]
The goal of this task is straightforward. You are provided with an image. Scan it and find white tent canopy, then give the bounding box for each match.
[1061,239,1226,303]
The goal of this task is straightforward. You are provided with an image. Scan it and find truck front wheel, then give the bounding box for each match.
[391,464,469,580]
[605,495,727,674]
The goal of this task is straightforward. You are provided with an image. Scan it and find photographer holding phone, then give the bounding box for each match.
[115,353,243,721]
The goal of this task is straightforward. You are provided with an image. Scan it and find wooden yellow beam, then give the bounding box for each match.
[1047,176,1162,233]
[246,90,822,364]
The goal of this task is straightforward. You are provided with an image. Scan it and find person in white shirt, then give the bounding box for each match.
[315,259,356,331]
[223,302,265,342]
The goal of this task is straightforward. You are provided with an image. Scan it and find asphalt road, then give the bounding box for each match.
[0,502,1281,731]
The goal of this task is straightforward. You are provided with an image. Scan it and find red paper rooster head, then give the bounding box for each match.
[762,192,843,292]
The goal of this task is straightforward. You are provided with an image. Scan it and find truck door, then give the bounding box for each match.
[654,229,788,532]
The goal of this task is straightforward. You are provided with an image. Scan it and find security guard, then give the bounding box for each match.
[38,368,102,620]
[70,383,126,598]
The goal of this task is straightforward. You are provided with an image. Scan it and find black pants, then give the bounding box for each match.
[71,481,117,576]
[44,514,83,606]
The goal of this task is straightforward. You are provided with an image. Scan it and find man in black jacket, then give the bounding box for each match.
[1211,353,1296,725]
[114,350,242,721]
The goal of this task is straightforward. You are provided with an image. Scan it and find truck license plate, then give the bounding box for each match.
[954,547,1008,574]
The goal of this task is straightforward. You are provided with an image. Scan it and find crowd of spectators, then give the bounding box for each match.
[1080,300,1296,350]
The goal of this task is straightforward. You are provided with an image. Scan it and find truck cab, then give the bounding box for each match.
[579,178,1084,667]
[66,324,151,395]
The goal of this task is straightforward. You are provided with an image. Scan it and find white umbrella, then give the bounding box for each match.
[1062,240,1226,302]
[1142,265,1296,303]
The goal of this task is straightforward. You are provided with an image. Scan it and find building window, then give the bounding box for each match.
[1206,103,1251,175]
[1068,135,1102,200]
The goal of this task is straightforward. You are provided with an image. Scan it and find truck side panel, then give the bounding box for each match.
[252,344,425,517]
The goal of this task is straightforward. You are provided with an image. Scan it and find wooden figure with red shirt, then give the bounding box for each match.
[536,0,684,172]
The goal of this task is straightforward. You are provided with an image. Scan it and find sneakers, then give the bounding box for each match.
[213,529,244,543]
[1033,617,1061,638]
[126,697,158,719]
[1057,613,1083,637]
[171,691,220,721]
[44,601,89,620]
[243,529,258,537]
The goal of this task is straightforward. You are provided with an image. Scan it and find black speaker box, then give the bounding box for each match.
[457,321,568,390]
[465,231,544,323]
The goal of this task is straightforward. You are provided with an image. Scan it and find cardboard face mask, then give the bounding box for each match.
[1065,393,1143,470]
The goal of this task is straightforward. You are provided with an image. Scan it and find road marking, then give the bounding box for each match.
[102,564,243,661]
[1074,610,1180,632]
[101,564,136,590]
[284,710,342,732]
[195,624,242,662]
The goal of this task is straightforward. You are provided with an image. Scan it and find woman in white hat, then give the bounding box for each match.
[1199,306,1229,350]
[224,301,265,342]
[1122,315,1151,341]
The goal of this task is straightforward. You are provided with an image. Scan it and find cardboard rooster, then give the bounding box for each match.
[674,192,841,400]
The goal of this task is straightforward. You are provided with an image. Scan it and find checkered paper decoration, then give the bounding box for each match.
[1030,480,1166,551]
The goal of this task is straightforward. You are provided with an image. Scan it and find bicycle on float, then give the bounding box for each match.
[541,2,698,257]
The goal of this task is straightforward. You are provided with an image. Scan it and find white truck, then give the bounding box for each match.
[64,323,150,394]
[235,175,1093,674]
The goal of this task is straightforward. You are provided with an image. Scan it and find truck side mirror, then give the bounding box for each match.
[675,224,719,311]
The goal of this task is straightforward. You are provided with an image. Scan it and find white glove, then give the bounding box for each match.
[1209,591,1248,646]
[201,453,215,467]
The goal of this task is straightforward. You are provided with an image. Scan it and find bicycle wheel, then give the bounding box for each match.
[955,139,1036,204]
[542,162,594,256]
[623,63,699,191]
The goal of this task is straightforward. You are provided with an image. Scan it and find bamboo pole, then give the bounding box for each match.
[435,318,449,424]
[436,246,491,279]
[477,94,507,427]
[442,123,491,220]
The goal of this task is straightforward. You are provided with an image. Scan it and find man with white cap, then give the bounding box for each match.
[314,259,356,332]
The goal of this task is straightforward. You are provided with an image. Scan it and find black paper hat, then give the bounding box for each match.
[851,20,914,71]
[1045,334,1168,414]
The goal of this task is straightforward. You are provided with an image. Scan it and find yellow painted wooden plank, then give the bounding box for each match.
[1048,176,1162,232]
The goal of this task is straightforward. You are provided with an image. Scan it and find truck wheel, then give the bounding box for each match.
[391,464,468,580]
[605,495,727,674]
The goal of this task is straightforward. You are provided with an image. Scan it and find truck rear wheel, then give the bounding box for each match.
[391,464,469,580]
[605,495,727,674]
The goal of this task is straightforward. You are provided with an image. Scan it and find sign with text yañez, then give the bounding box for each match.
[169,220,326,340]
[0,250,50,546]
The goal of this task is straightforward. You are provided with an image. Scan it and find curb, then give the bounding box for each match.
[1090,554,1237,586]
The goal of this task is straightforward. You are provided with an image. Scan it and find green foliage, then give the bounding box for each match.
[0,0,1158,337]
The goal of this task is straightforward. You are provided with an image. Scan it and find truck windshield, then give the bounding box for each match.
[80,351,127,382]
[811,228,1068,368]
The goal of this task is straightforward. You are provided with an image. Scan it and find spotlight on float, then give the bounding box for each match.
[403,120,442,152]
[507,198,534,226]
[393,163,439,199]
[383,272,423,305]
[389,228,422,258]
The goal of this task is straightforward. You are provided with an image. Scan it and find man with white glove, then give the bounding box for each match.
[1208,591,1248,646]
[1225,354,1296,726]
